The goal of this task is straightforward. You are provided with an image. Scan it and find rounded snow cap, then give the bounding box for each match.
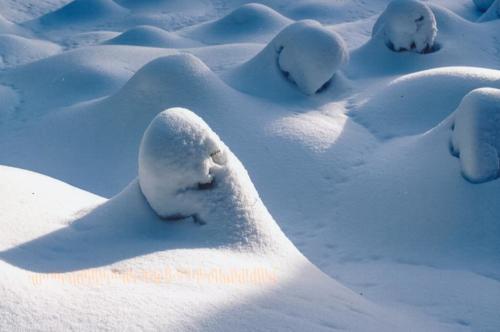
[372,0,437,53]
[138,108,227,219]
[451,88,500,183]
[274,20,348,95]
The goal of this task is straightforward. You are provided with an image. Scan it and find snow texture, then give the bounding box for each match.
[479,0,500,21]
[372,0,438,53]
[227,20,348,97]
[474,0,495,12]
[139,108,228,220]
[451,88,500,183]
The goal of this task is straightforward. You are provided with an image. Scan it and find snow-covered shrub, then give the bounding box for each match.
[473,0,495,12]
[228,20,348,97]
[138,108,227,219]
[274,20,348,95]
[372,0,437,53]
[451,88,500,183]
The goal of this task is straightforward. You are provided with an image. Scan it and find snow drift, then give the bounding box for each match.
[104,25,199,48]
[226,20,348,97]
[181,3,291,44]
[0,34,61,68]
[36,0,127,27]
[372,0,438,53]
[451,88,500,183]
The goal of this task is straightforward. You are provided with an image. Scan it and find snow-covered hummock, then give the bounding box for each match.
[372,0,437,53]
[227,20,348,97]
[37,0,128,27]
[181,3,291,44]
[474,0,495,12]
[451,87,500,183]
[0,34,61,68]
[139,108,226,220]
[138,107,280,248]
[479,0,500,21]
[104,25,199,48]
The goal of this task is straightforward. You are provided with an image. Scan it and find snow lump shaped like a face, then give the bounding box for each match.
[451,88,500,183]
[273,20,348,95]
[138,108,227,219]
[372,0,437,53]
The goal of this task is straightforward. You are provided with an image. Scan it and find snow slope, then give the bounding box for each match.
[1,0,500,331]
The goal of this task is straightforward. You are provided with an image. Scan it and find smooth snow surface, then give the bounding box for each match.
[451,88,500,183]
[372,0,438,53]
[1,0,500,331]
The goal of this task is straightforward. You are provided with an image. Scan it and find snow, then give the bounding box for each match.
[474,0,495,12]
[372,0,438,53]
[138,108,227,220]
[479,0,500,21]
[226,20,348,97]
[451,87,500,183]
[1,0,500,330]
[104,25,199,48]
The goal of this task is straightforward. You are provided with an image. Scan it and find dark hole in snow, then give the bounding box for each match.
[316,77,333,94]
[198,178,215,190]
[386,41,441,54]
[162,213,206,225]
[415,16,424,22]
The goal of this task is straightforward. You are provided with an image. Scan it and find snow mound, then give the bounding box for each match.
[37,0,127,27]
[351,67,500,139]
[0,34,61,68]
[109,53,231,111]
[226,20,348,97]
[479,0,500,21]
[474,0,495,12]
[0,14,25,35]
[139,108,228,220]
[451,88,500,183]
[181,3,291,44]
[104,25,198,48]
[372,0,437,53]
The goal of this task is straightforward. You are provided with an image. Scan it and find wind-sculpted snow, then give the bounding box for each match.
[104,25,199,48]
[181,3,291,44]
[451,88,500,183]
[351,67,500,139]
[1,0,500,330]
[372,0,437,53]
[0,34,61,68]
[35,0,128,28]
[225,20,348,98]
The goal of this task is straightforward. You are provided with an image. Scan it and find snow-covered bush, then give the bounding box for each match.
[138,108,227,219]
[228,20,348,97]
[372,0,437,53]
[451,88,500,183]
[274,20,348,95]
[473,0,495,12]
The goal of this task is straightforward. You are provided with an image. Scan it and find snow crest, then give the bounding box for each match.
[451,87,500,183]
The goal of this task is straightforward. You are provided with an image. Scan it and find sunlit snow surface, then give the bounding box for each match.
[0,0,499,331]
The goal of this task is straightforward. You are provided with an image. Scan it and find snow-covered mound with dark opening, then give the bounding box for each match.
[0,114,444,330]
[225,20,348,98]
[0,34,61,68]
[104,25,199,48]
[350,67,500,139]
[451,88,500,183]
[181,3,291,44]
[347,4,500,77]
[372,0,437,53]
[36,0,128,28]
